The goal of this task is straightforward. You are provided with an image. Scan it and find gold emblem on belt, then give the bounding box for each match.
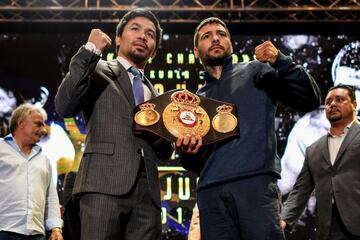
[134,102,160,126]
[212,104,238,133]
[163,90,210,137]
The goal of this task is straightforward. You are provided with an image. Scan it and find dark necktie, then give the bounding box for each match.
[128,67,144,105]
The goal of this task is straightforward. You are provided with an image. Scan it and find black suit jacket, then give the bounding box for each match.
[282,120,360,239]
[55,47,173,208]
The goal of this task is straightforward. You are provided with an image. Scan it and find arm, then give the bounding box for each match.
[254,41,321,112]
[55,29,111,117]
[151,137,174,161]
[281,149,315,230]
[179,149,205,174]
[176,135,205,174]
[45,163,63,239]
[55,47,100,117]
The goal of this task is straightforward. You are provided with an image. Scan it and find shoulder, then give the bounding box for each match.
[233,60,269,74]
[94,59,118,77]
[0,138,8,145]
[307,135,327,153]
[96,59,110,71]
[351,120,360,129]
[234,60,259,68]
[349,120,360,140]
[37,150,52,166]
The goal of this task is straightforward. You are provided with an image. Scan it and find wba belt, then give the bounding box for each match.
[133,89,239,145]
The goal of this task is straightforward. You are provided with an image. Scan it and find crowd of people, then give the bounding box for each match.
[1,7,359,240]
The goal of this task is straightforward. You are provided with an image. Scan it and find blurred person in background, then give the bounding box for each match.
[281,85,360,240]
[278,41,360,226]
[0,104,63,240]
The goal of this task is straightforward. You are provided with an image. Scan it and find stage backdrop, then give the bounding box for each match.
[0,32,358,240]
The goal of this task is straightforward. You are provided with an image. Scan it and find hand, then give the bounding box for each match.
[176,134,202,154]
[280,219,287,230]
[88,28,112,52]
[49,229,63,240]
[255,40,279,65]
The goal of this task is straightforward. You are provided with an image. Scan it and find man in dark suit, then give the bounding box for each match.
[55,9,173,240]
[281,84,360,240]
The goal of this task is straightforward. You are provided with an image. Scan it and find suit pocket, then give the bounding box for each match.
[84,141,115,155]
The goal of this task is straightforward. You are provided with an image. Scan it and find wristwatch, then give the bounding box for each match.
[51,227,63,234]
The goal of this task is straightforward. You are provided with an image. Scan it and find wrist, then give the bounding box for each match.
[84,42,102,56]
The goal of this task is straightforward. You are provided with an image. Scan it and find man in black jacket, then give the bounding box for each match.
[177,17,321,240]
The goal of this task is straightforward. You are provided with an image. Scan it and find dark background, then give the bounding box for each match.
[0,21,359,239]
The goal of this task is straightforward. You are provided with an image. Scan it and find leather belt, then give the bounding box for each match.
[133,89,240,145]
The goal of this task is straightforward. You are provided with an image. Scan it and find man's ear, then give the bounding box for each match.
[194,47,199,58]
[353,101,357,112]
[115,36,121,54]
[17,118,25,129]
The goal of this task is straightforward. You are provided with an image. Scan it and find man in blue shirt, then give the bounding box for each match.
[177,17,321,240]
[0,103,63,240]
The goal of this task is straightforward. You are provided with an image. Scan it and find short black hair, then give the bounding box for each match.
[116,9,162,52]
[328,84,357,102]
[193,17,230,48]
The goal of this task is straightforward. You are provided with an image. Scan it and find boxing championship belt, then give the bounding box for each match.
[133,89,239,145]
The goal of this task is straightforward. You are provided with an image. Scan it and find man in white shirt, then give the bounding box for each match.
[0,103,63,240]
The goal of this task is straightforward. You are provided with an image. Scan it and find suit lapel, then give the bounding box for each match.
[107,60,136,106]
[143,76,158,98]
[319,135,332,166]
[333,121,360,166]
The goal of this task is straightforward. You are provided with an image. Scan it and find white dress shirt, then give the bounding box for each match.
[328,121,354,165]
[117,56,152,102]
[0,136,62,236]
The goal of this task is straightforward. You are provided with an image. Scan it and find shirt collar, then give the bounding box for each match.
[116,56,144,75]
[4,134,42,153]
[4,134,13,141]
[328,120,355,138]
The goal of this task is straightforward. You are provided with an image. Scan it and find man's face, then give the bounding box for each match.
[0,87,16,120]
[18,111,47,144]
[194,23,233,66]
[325,88,357,124]
[115,17,157,67]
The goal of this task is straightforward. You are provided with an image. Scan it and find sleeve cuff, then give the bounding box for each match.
[84,42,102,56]
[45,217,63,231]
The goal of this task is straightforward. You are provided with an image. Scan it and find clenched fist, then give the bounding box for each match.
[255,40,279,65]
[88,28,112,52]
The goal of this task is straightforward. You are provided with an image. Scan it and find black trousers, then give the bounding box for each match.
[197,174,285,240]
[62,171,81,240]
[0,231,45,240]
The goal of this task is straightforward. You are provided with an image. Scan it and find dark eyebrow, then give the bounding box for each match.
[130,22,155,35]
[200,31,211,38]
[129,22,141,28]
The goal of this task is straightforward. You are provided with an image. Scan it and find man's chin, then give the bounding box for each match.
[130,52,148,64]
[328,116,342,123]
[204,57,226,67]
